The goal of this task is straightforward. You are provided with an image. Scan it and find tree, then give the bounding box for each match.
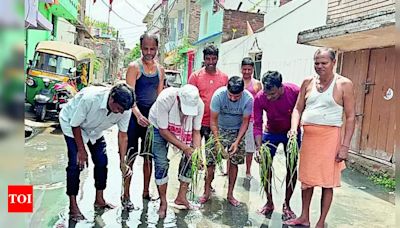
[124,43,141,65]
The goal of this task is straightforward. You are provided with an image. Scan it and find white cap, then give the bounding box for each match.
[178,84,200,116]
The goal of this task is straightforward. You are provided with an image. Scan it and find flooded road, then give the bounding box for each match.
[25,124,395,228]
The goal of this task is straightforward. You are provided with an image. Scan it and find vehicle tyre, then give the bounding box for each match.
[35,103,46,122]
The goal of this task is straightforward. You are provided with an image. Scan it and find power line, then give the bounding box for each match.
[124,0,145,17]
[100,0,143,26]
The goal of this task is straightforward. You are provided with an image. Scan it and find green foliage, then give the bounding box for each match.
[84,16,118,37]
[93,58,103,73]
[124,43,141,65]
[172,37,193,67]
[286,135,299,190]
[368,173,395,190]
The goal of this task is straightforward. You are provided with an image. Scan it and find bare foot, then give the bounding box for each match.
[227,196,240,207]
[257,203,274,215]
[283,217,310,227]
[315,221,325,228]
[199,193,210,204]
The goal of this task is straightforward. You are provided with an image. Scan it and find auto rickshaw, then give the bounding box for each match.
[25,41,94,121]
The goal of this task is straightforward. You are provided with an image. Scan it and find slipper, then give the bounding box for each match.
[94,202,116,210]
[69,213,86,222]
[121,198,139,211]
[282,204,297,221]
[257,204,274,215]
[198,195,210,204]
[283,219,310,227]
[246,174,253,180]
[169,201,198,210]
[227,198,240,207]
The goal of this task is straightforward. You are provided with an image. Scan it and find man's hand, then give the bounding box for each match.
[120,163,133,178]
[183,146,194,158]
[77,149,89,170]
[254,148,261,163]
[287,129,298,138]
[137,115,150,127]
[228,142,239,155]
[335,145,349,163]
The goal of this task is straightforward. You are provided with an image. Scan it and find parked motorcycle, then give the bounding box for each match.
[31,77,77,121]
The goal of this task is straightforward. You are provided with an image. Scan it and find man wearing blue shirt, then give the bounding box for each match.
[199,76,253,206]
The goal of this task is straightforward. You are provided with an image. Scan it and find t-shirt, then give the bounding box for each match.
[210,87,253,130]
[188,68,228,127]
[253,83,300,136]
[148,87,205,145]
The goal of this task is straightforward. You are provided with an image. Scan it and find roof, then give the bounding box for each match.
[36,41,95,60]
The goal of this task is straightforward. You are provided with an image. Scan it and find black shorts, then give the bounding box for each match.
[200,125,211,142]
[127,105,152,162]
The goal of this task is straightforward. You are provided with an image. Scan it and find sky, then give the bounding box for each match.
[85,0,158,49]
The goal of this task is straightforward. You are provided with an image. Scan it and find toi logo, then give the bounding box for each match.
[8,185,33,213]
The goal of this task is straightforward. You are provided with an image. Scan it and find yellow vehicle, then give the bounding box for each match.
[26,41,95,121]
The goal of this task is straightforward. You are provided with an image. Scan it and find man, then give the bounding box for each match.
[241,57,262,178]
[124,33,165,209]
[284,48,355,228]
[202,76,253,206]
[148,84,204,218]
[253,71,300,220]
[188,44,228,145]
[59,83,135,221]
[188,44,228,199]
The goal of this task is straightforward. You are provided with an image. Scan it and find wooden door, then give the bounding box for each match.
[339,50,370,152]
[340,46,396,162]
[360,46,396,161]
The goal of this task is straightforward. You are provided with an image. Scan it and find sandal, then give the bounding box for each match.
[283,218,310,227]
[282,204,297,221]
[121,198,138,211]
[227,197,240,207]
[257,203,274,215]
[199,194,210,204]
[94,202,116,210]
[69,212,86,222]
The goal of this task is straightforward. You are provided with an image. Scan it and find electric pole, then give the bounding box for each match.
[159,0,169,66]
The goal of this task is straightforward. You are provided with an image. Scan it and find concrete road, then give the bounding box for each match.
[24,123,395,228]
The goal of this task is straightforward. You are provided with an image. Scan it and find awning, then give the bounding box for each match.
[25,0,53,31]
[36,11,53,31]
[193,32,223,45]
[297,10,395,51]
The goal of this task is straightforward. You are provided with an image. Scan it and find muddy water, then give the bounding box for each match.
[26,126,395,227]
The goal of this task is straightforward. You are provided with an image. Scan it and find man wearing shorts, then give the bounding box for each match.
[253,71,300,220]
[200,76,253,206]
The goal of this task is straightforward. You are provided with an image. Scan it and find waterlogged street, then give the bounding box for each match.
[25,116,395,228]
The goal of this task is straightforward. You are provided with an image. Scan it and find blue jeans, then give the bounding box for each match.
[152,128,192,185]
[65,135,108,196]
[262,132,302,157]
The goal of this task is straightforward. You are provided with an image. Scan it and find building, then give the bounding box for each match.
[25,0,79,65]
[193,0,264,70]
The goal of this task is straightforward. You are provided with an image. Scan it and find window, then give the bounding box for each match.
[32,52,75,75]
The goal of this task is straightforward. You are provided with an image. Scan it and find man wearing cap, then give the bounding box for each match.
[148,84,204,218]
[59,83,135,221]
[200,76,253,206]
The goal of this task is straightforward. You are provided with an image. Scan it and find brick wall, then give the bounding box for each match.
[222,10,264,43]
[188,0,201,43]
[327,0,395,24]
